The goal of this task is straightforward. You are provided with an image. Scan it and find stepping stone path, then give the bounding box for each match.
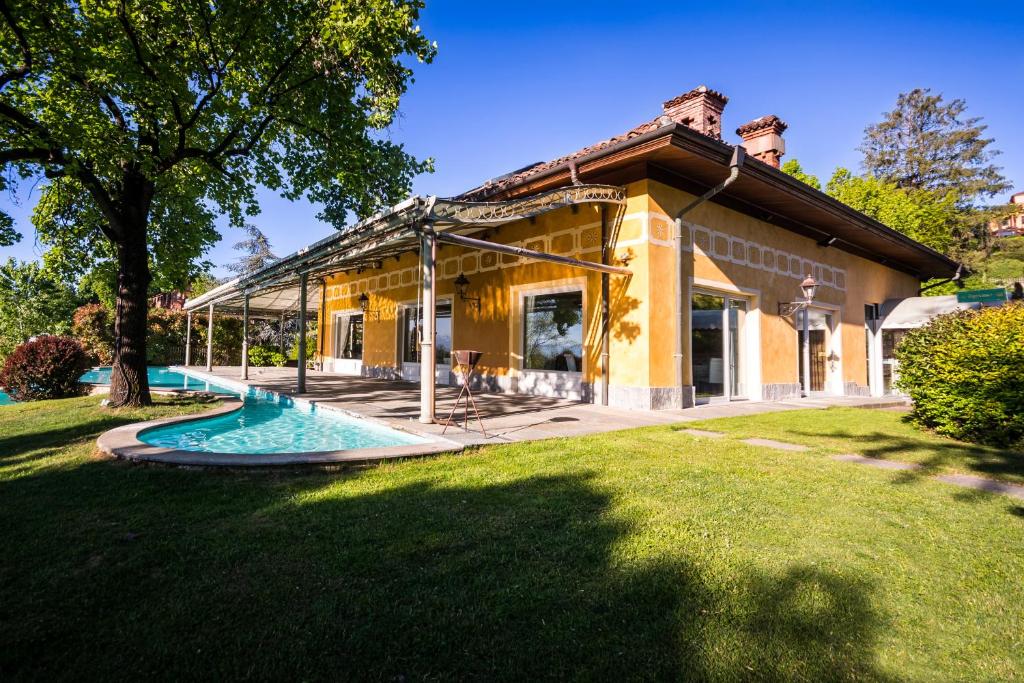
[832,454,921,471]
[936,474,1024,500]
[680,429,725,438]
[678,429,1024,502]
[741,438,809,452]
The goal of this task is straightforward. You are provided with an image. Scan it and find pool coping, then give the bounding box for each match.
[96,371,465,468]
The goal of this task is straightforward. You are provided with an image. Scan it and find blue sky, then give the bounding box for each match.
[2,0,1022,276]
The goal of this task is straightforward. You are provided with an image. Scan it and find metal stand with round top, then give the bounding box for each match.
[442,350,487,437]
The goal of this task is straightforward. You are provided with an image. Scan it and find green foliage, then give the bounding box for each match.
[288,328,318,364]
[895,303,1024,447]
[197,315,244,366]
[248,345,286,367]
[71,303,115,365]
[0,258,80,361]
[1,0,435,403]
[780,159,821,191]
[0,335,89,401]
[860,88,1009,204]
[146,308,188,365]
[825,168,961,254]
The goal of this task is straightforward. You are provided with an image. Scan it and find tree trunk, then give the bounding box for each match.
[108,205,153,407]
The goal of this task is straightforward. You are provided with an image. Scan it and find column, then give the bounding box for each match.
[801,306,811,397]
[206,304,214,372]
[297,272,308,394]
[419,225,436,424]
[184,311,192,366]
[241,294,250,380]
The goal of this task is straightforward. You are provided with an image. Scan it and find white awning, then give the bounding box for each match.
[879,295,980,330]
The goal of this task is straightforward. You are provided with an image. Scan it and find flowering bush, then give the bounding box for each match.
[72,303,115,365]
[895,302,1024,447]
[0,336,90,401]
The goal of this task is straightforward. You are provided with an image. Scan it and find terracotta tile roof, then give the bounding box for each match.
[455,114,676,201]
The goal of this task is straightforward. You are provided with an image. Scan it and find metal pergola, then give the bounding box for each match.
[183,184,630,422]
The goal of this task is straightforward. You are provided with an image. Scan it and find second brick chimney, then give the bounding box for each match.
[662,85,728,140]
[736,115,788,168]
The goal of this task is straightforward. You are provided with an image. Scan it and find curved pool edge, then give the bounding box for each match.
[96,398,465,469]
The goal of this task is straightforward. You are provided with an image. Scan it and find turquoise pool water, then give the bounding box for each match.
[80,366,238,395]
[0,391,12,406]
[139,389,425,454]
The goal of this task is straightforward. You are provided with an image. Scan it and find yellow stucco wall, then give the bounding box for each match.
[646,179,919,393]
[319,177,920,402]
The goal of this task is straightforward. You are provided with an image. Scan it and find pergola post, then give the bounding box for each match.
[206,303,214,372]
[801,307,811,397]
[184,311,192,366]
[297,272,308,394]
[279,313,286,354]
[419,225,436,424]
[241,294,250,381]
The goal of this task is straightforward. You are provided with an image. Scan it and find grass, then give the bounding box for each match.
[685,406,1024,484]
[1,397,1022,680]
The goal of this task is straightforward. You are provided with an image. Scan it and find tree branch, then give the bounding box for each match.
[0,0,32,88]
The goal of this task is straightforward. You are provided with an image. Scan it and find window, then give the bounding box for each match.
[337,314,363,359]
[522,291,583,372]
[401,301,452,365]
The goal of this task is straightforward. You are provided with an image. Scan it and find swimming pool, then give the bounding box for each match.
[0,391,12,406]
[139,388,426,454]
[80,366,239,395]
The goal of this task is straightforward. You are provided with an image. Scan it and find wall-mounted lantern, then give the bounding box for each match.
[358,292,380,320]
[776,274,819,397]
[453,273,480,310]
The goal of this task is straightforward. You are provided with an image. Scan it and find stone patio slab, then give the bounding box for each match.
[935,474,1024,500]
[741,438,810,452]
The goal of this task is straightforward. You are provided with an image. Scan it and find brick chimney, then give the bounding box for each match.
[662,85,728,140]
[736,115,787,168]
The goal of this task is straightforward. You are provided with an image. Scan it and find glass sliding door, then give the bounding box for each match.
[692,294,725,400]
[691,292,748,403]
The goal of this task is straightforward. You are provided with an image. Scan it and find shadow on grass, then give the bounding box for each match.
[0,397,213,465]
[0,461,892,680]
[780,428,1024,484]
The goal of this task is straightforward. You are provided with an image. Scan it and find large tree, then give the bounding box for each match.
[227,224,278,275]
[0,0,434,405]
[860,88,1009,204]
[0,258,80,360]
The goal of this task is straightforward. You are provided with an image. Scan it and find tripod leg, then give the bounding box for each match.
[465,386,487,438]
[441,382,469,435]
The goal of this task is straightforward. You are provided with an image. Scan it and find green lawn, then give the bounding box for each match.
[1,397,1022,680]
[685,406,1024,484]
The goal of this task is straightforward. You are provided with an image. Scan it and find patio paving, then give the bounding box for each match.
[180,366,909,446]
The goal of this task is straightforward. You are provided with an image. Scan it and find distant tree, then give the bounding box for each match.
[227,224,278,275]
[826,168,961,254]
[860,89,1009,204]
[781,159,821,191]
[0,258,80,360]
[1,0,435,405]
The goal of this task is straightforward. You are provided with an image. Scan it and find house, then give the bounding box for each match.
[184,85,958,420]
[989,191,1024,238]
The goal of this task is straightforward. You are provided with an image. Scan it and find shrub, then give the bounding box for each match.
[72,303,115,365]
[895,302,1024,447]
[248,345,286,367]
[0,336,90,401]
[147,308,188,365]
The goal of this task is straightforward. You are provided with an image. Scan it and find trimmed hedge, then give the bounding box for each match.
[895,302,1024,447]
[0,336,90,401]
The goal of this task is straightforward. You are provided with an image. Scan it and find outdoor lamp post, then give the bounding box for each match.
[779,275,818,397]
[799,275,817,397]
[453,272,480,310]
